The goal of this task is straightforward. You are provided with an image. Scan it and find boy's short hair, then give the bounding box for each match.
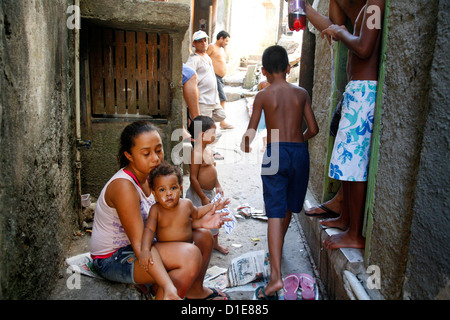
[149,161,183,188]
[188,115,215,137]
[262,45,289,74]
[217,30,230,41]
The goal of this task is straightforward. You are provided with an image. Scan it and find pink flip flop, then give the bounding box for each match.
[297,273,315,300]
[283,274,300,300]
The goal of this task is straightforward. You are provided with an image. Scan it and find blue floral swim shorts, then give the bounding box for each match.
[329,80,377,182]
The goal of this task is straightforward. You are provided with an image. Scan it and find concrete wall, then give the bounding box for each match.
[81,121,180,198]
[369,0,449,299]
[302,0,449,299]
[79,0,190,198]
[305,0,332,201]
[402,0,450,300]
[0,0,77,299]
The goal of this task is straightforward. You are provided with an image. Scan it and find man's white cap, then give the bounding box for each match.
[193,30,208,41]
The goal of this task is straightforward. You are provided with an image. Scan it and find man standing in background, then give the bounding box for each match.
[186,30,226,160]
[207,30,234,130]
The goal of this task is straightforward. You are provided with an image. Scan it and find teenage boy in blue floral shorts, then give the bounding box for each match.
[306,0,386,250]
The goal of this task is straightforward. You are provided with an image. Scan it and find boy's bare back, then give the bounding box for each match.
[242,45,318,153]
[258,81,311,144]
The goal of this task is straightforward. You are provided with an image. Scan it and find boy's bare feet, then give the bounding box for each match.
[214,243,229,254]
[213,235,229,254]
[323,231,365,250]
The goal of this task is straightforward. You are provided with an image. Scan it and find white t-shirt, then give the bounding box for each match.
[90,168,156,256]
[186,53,220,105]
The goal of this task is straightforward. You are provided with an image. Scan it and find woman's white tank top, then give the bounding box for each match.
[90,168,155,256]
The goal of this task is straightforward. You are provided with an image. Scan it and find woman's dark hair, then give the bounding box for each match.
[149,161,183,189]
[262,45,289,74]
[188,115,215,146]
[118,121,160,168]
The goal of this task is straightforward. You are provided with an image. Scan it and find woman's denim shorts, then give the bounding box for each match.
[93,245,136,284]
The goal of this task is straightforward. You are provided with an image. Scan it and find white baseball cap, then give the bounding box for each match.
[193,30,208,41]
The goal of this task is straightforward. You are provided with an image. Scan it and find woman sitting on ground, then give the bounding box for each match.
[89,121,230,300]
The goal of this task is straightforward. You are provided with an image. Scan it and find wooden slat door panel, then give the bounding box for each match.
[125,31,137,114]
[88,27,172,117]
[103,29,115,114]
[89,28,104,115]
[136,32,149,115]
[158,34,170,116]
[114,30,126,114]
[148,33,158,116]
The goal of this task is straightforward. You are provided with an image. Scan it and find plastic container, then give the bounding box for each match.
[81,194,91,208]
[287,0,306,31]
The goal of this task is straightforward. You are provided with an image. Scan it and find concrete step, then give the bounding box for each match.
[296,189,384,300]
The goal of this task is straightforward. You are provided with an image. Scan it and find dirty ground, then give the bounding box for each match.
[49,75,321,301]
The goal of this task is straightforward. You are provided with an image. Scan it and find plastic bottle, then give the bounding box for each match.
[287,0,306,31]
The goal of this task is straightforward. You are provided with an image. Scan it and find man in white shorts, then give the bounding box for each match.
[186,30,226,125]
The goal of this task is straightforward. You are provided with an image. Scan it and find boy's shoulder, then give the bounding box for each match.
[255,82,309,103]
[288,82,309,93]
[259,82,308,95]
[287,84,310,101]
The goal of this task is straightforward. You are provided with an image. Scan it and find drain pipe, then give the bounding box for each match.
[343,270,371,300]
[74,0,80,142]
[74,0,82,223]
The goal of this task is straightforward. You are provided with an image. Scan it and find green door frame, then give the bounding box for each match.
[363,0,390,262]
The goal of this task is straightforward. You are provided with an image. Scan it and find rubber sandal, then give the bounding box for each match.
[283,274,300,300]
[297,273,315,300]
[304,204,340,218]
[220,124,235,130]
[255,286,278,300]
[134,284,154,300]
[213,152,224,160]
[185,288,230,300]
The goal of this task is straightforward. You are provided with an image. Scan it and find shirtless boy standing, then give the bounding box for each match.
[186,115,229,254]
[241,45,319,299]
[207,30,234,130]
[305,0,385,250]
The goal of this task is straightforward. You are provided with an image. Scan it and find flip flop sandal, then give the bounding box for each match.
[283,274,300,300]
[185,288,230,300]
[220,124,235,130]
[255,286,278,300]
[133,284,154,300]
[213,152,224,160]
[304,204,340,218]
[297,273,315,300]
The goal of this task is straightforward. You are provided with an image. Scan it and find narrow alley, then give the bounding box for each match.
[49,71,321,301]
[2,0,447,303]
